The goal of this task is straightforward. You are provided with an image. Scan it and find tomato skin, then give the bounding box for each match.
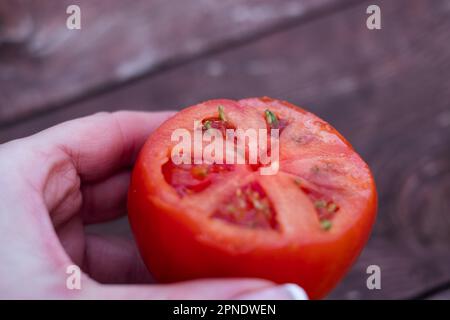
[128,97,377,299]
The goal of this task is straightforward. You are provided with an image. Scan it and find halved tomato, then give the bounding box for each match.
[128,97,377,299]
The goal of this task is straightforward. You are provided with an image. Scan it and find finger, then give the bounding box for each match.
[80,170,131,224]
[233,283,308,300]
[86,278,306,300]
[81,235,306,299]
[32,110,174,182]
[82,234,153,284]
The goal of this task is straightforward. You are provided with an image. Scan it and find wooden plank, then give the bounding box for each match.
[2,0,450,299]
[0,0,352,125]
[426,288,450,300]
[328,239,450,299]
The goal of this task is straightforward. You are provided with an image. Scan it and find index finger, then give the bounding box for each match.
[32,111,175,182]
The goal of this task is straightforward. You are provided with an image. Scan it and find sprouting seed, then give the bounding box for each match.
[265,109,279,127]
[327,202,338,213]
[218,105,226,121]
[320,219,332,231]
[314,200,327,209]
[203,120,212,130]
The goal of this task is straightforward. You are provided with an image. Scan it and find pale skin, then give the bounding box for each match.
[0,111,306,299]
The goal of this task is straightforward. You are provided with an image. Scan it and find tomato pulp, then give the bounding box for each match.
[128,97,377,299]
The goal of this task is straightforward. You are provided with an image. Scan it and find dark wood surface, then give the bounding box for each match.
[0,0,354,125]
[1,0,449,299]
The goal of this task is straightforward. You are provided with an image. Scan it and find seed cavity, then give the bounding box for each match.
[294,177,339,231]
[212,182,278,230]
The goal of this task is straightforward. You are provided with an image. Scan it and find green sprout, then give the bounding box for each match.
[203,120,212,130]
[265,109,279,127]
[320,219,332,231]
[218,105,226,121]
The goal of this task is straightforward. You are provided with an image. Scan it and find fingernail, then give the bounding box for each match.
[235,283,308,300]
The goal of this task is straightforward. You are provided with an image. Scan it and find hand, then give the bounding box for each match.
[0,111,307,299]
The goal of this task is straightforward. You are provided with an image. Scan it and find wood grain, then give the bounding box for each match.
[1,0,449,299]
[0,0,353,125]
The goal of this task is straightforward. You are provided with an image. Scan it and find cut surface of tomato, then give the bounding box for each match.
[128,97,377,299]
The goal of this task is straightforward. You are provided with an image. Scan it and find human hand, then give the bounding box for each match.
[0,111,307,299]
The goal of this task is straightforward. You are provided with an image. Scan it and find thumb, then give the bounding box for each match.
[84,279,308,300]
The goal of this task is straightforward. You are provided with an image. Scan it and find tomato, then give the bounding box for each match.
[128,97,377,299]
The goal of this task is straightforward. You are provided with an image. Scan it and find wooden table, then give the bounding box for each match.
[1,0,449,299]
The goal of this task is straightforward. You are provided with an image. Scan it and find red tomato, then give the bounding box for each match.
[128,97,377,299]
